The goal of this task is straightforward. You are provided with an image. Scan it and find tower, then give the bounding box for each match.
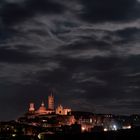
[29,102,35,112]
[48,93,54,110]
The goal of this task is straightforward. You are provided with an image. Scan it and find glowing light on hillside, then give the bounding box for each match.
[81,126,86,132]
[122,125,132,129]
[104,128,108,132]
[113,125,117,131]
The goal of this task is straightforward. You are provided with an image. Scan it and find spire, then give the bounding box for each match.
[41,101,45,107]
[49,88,54,97]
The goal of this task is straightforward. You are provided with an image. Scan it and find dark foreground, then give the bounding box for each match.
[42,127,140,140]
[1,127,140,140]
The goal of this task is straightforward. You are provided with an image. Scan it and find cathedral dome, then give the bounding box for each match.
[38,102,47,113]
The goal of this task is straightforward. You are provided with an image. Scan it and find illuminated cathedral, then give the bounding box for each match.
[28,94,71,116]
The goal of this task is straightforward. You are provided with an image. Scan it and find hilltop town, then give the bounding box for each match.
[0,93,140,140]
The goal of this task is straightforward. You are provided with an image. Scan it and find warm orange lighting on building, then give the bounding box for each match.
[48,94,54,110]
[29,103,35,112]
[56,104,71,115]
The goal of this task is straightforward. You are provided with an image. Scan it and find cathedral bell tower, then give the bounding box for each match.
[48,92,54,110]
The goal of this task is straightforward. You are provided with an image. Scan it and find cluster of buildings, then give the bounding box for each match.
[0,93,140,139]
[17,93,76,128]
[28,94,71,116]
[16,94,139,133]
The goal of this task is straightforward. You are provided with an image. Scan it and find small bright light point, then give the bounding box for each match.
[128,125,131,129]
[113,125,117,131]
[104,128,108,132]
[81,126,86,131]
[12,134,16,137]
[38,134,42,139]
[90,118,92,123]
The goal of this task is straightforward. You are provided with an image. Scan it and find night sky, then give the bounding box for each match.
[0,0,140,120]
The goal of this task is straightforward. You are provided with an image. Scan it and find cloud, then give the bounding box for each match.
[0,0,140,120]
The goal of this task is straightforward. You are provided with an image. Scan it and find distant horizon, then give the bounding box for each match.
[1,108,140,122]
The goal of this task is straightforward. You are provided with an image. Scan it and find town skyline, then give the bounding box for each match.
[1,91,140,121]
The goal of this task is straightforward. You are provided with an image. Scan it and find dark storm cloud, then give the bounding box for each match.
[0,0,140,120]
[80,0,139,22]
[0,0,65,25]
